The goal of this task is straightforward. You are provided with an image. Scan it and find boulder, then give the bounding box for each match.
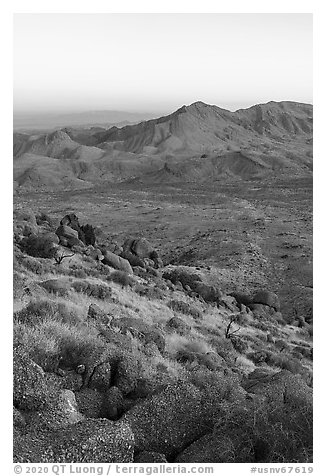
[192,281,222,303]
[102,250,133,274]
[101,386,124,420]
[122,382,210,458]
[114,355,140,395]
[162,267,202,289]
[14,419,134,463]
[120,250,146,268]
[13,348,53,411]
[89,361,112,392]
[79,224,96,246]
[56,224,79,240]
[26,389,84,430]
[252,290,281,312]
[60,213,81,232]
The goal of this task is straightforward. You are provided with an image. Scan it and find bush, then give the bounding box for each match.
[168,300,202,320]
[17,255,54,275]
[20,234,58,259]
[71,280,112,299]
[15,319,108,379]
[14,299,83,327]
[107,271,135,288]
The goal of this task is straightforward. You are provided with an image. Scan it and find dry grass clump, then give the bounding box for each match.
[16,255,56,275]
[14,318,105,374]
[211,394,313,463]
[14,298,83,327]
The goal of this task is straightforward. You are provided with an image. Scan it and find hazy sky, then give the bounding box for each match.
[13,13,312,114]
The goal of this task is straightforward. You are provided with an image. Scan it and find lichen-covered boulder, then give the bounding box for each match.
[13,348,53,411]
[122,382,210,458]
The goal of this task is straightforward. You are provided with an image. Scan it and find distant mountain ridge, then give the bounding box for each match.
[13,100,313,190]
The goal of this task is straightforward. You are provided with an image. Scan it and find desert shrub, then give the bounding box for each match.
[134,285,165,300]
[14,323,60,372]
[107,271,135,288]
[14,299,83,327]
[18,255,54,275]
[71,280,112,299]
[168,300,203,320]
[15,319,106,374]
[247,351,269,364]
[230,336,249,354]
[208,335,237,362]
[20,234,58,259]
[67,268,88,279]
[266,353,304,375]
[207,393,313,463]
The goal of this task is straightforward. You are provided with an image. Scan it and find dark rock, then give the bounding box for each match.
[122,382,210,458]
[114,355,140,395]
[80,224,96,246]
[192,282,222,303]
[75,388,104,418]
[230,292,252,307]
[252,290,281,312]
[60,213,81,232]
[120,250,145,268]
[101,386,124,420]
[89,362,112,392]
[13,348,53,411]
[162,267,202,289]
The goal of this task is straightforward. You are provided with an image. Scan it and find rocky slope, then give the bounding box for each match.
[13,208,313,463]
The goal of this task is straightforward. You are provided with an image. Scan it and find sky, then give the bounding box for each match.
[13,13,312,114]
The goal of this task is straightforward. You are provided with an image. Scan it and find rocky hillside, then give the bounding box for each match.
[13,101,313,190]
[13,208,313,463]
